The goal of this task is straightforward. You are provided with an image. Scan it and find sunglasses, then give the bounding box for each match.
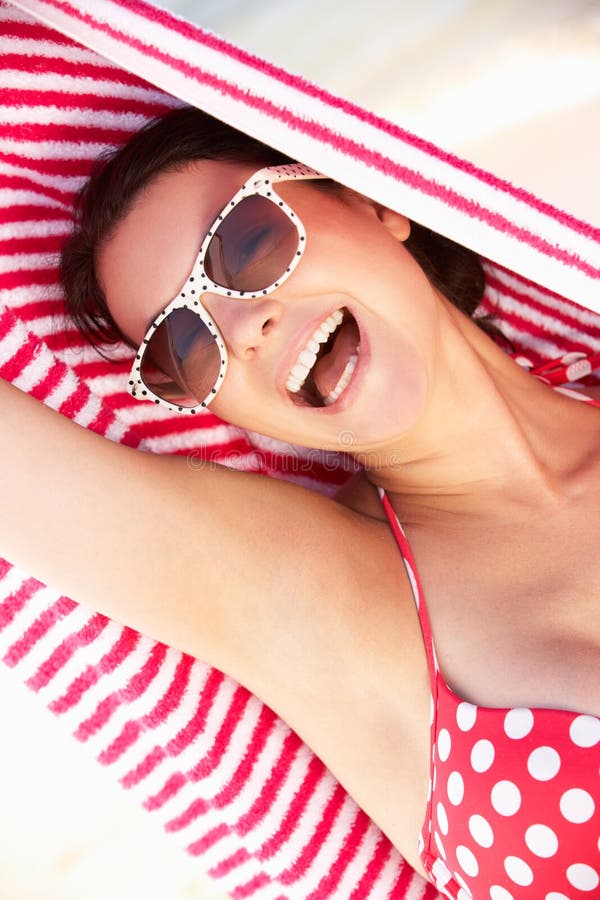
[127,162,327,414]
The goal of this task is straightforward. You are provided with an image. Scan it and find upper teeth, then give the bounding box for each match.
[286,309,344,393]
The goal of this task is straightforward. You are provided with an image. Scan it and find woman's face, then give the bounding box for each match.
[98,159,443,455]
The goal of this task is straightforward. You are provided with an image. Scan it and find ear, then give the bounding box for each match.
[339,187,411,242]
[375,204,411,242]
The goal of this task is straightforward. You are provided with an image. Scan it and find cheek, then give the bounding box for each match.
[350,335,430,448]
[208,371,279,436]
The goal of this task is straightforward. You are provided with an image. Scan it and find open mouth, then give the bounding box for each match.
[285,308,361,407]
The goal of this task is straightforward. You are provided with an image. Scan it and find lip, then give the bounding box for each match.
[276,301,368,413]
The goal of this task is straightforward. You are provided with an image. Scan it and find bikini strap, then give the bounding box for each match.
[378,488,439,683]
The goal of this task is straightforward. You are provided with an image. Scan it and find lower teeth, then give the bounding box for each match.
[323,351,359,406]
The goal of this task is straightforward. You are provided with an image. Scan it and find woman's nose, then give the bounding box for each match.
[201,293,283,359]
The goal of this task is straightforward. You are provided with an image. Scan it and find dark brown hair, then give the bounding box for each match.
[59,105,499,360]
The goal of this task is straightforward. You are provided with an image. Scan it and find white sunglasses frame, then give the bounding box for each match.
[127,162,327,415]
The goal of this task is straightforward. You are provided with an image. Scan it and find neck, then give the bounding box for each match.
[363,300,600,525]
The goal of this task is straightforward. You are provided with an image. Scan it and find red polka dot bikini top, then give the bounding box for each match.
[380,355,600,900]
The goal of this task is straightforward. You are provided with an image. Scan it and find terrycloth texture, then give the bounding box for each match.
[0,2,599,898]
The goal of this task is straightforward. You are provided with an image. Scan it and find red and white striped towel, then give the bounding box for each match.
[1,2,598,898]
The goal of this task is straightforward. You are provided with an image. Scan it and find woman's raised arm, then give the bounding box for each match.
[0,377,302,655]
[0,376,430,868]
[0,378,409,691]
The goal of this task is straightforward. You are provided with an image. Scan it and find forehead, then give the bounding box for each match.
[97,158,260,347]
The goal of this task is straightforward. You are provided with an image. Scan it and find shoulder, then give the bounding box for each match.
[148,455,421,692]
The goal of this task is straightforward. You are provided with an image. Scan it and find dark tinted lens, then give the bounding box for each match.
[205,194,298,292]
[140,307,221,408]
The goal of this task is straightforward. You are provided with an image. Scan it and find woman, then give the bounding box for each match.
[2,107,599,899]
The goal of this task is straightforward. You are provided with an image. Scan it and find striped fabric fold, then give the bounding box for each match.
[9,0,600,313]
[0,1,598,898]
